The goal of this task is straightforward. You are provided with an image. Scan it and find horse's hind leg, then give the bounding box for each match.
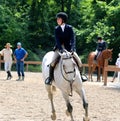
[62,92,74,121]
[76,88,90,121]
[46,85,56,120]
[83,98,89,121]
[88,67,92,82]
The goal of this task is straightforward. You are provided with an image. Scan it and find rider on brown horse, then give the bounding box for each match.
[94,36,107,61]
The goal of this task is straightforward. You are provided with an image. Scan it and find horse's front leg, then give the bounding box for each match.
[101,68,104,81]
[46,85,56,120]
[97,67,101,82]
[76,88,90,121]
[62,92,74,121]
[91,65,97,82]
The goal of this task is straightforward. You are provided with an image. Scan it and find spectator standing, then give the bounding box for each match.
[115,53,120,82]
[14,42,28,81]
[0,43,13,80]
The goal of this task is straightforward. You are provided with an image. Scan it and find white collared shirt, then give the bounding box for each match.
[60,24,65,32]
[0,48,13,62]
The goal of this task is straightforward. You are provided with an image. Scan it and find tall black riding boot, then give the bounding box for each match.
[79,67,88,82]
[45,66,54,85]
[7,71,12,80]
[9,71,12,79]
[6,71,9,80]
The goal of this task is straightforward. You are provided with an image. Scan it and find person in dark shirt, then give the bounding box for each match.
[45,12,85,85]
[14,42,28,81]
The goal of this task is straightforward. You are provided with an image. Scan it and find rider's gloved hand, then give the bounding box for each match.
[60,49,64,53]
[60,49,66,54]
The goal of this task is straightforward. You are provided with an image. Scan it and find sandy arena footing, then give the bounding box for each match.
[0,71,120,121]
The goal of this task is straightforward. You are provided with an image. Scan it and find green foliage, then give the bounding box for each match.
[0,2,29,49]
[0,0,120,67]
[27,65,41,72]
[26,49,40,61]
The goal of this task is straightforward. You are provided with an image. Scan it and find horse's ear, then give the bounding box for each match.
[110,48,113,51]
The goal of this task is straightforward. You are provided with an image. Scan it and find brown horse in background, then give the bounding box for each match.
[88,49,113,82]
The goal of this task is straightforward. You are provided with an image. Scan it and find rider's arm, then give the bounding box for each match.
[55,26,63,51]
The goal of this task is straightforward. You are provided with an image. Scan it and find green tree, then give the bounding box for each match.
[0,0,120,64]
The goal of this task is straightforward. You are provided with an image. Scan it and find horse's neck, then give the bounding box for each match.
[54,58,77,83]
[97,53,105,67]
[100,51,109,66]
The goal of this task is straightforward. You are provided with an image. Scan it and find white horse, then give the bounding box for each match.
[42,50,90,121]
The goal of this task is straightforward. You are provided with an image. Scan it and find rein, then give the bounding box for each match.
[60,56,76,96]
[60,58,76,82]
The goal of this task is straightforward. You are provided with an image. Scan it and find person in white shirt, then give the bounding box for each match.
[115,53,120,82]
[0,43,13,80]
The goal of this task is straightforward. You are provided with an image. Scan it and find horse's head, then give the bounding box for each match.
[59,50,76,72]
[58,50,76,81]
[102,49,113,61]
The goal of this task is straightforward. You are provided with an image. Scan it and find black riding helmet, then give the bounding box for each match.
[56,12,68,23]
[97,36,102,40]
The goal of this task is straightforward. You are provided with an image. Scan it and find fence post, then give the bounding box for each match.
[26,63,28,72]
[104,59,108,86]
[0,55,1,70]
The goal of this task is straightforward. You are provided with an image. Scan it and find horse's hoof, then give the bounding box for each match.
[103,84,107,86]
[51,113,56,120]
[83,117,90,121]
[66,110,70,116]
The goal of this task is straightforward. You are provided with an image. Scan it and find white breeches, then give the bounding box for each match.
[95,50,98,55]
[50,51,82,68]
[50,51,60,67]
[4,61,12,72]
